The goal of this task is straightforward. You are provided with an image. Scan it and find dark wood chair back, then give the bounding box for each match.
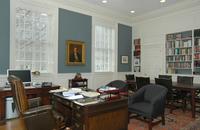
[68,79,88,88]
[155,78,173,98]
[136,77,150,90]
[159,75,172,80]
[125,74,135,80]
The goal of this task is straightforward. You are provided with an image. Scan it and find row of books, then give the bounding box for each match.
[167,55,192,62]
[167,40,192,48]
[194,38,200,46]
[167,48,192,55]
[167,62,191,69]
[194,61,200,68]
[194,46,200,53]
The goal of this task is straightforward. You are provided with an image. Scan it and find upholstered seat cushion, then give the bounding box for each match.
[128,101,153,118]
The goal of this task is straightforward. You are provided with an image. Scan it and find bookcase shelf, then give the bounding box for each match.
[133,39,141,72]
[193,29,200,74]
[166,30,192,74]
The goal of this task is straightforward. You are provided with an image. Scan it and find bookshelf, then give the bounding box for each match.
[166,30,192,74]
[133,39,141,72]
[193,29,200,74]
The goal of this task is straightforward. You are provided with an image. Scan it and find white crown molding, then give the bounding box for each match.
[23,0,132,26]
[132,0,200,23]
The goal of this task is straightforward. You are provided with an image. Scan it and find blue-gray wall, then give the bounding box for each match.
[58,8,92,73]
[0,0,10,74]
[118,24,132,72]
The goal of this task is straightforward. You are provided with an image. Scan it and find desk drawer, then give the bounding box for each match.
[72,121,83,130]
[55,97,71,106]
[72,103,84,111]
[72,110,84,121]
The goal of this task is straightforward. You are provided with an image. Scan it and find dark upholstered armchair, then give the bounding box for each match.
[128,84,168,130]
[8,75,66,130]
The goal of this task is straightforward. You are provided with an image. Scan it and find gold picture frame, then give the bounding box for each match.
[66,40,86,65]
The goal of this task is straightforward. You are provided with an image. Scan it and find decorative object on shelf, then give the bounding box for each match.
[66,40,86,65]
[166,30,192,74]
[133,38,141,72]
[121,56,128,64]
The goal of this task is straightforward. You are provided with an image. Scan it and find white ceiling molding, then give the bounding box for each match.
[132,0,200,23]
[21,0,133,26]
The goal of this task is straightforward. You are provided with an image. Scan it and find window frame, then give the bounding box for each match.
[92,18,118,73]
[10,0,58,74]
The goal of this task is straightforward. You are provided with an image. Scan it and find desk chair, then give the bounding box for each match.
[155,78,177,114]
[125,74,136,91]
[68,79,88,89]
[136,77,150,90]
[8,75,66,130]
[177,76,193,111]
[128,84,167,130]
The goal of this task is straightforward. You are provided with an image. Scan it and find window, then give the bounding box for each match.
[12,6,54,73]
[94,24,116,72]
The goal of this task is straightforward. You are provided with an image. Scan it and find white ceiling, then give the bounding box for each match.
[82,0,188,16]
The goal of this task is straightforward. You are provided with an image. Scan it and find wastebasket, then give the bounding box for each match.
[6,97,18,119]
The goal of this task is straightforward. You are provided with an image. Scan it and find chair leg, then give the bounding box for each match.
[161,115,165,125]
[148,119,152,130]
[128,112,131,123]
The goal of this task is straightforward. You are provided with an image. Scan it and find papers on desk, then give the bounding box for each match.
[74,98,100,106]
[62,89,84,100]
[49,88,68,93]
[98,86,117,92]
[81,91,100,98]
[65,94,84,100]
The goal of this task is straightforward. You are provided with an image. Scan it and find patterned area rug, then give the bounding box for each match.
[128,109,200,130]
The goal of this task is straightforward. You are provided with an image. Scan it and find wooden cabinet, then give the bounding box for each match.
[166,31,192,74]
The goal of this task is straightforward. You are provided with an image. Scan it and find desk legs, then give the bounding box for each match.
[0,97,5,125]
[191,90,196,118]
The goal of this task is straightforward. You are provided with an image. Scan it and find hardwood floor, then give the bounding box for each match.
[0,118,26,130]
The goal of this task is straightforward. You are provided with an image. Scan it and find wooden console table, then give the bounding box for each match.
[0,85,59,125]
[52,92,128,130]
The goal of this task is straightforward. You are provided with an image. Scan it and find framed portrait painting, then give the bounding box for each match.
[66,40,86,65]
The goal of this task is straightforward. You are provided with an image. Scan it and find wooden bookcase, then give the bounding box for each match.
[133,39,141,72]
[193,29,200,74]
[166,30,192,74]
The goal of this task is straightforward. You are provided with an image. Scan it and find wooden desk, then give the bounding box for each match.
[52,92,128,130]
[0,85,59,125]
[172,82,200,118]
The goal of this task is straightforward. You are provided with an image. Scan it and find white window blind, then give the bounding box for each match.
[14,7,53,73]
[94,24,115,72]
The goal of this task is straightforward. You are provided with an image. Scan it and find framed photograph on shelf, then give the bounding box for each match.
[121,56,128,64]
[134,59,140,66]
[66,40,86,65]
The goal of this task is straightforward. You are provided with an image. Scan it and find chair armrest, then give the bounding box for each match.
[128,87,144,104]
[28,97,41,108]
[24,105,52,116]
[150,93,167,116]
